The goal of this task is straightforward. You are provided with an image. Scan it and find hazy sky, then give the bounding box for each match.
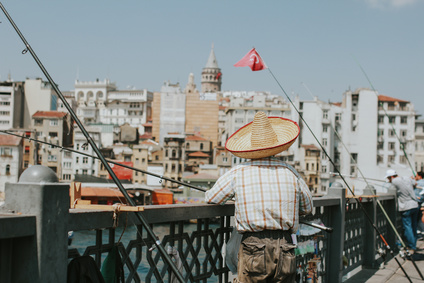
[0,1,423,114]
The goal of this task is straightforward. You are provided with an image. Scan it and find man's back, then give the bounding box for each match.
[205,158,313,233]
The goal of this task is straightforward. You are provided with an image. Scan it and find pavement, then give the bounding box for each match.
[344,240,424,283]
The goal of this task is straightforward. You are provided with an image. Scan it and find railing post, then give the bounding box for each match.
[362,185,378,268]
[2,165,69,283]
[325,182,346,282]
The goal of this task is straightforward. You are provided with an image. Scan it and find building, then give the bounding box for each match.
[0,81,24,130]
[328,88,416,194]
[299,144,321,195]
[151,81,186,145]
[162,135,185,189]
[0,78,58,130]
[185,74,219,148]
[293,96,341,193]
[0,134,22,197]
[31,111,73,179]
[415,119,424,172]
[73,124,101,178]
[185,134,212,173]
[74,79,153,133]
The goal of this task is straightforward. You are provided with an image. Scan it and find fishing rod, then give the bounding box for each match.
[0,3,185,282]
[301,83,422,276]
[353,56,416,177]
[0,129,207,193]
[329,172,387,183]
[263,65,415,281]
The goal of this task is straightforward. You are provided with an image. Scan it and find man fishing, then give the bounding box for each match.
[205,111,313,282]
[386,169,419,251]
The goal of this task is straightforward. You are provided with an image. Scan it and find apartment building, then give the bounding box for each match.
[0,134,22,197]
[74,79,153,133]
[31,111,72,179]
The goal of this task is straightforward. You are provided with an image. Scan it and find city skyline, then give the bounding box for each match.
[0,1,423,114]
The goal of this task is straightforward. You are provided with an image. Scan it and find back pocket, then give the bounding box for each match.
[241,242,266,274]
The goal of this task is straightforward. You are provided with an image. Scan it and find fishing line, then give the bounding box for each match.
[301,83,423,276]
[353,55,416,177]
[264,65,414,281]
[0,3,185,282]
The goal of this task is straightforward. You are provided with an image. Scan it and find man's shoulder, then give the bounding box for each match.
[243,158,300,177]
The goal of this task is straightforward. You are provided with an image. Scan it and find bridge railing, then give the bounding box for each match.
[0,178,398,283]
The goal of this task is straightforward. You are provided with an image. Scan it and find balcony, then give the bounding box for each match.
[1,169,412,283]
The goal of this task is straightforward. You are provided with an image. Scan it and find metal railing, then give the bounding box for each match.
[0,180,398,282]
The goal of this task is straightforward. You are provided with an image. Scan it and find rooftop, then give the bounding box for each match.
[32,111,67,118]
[0,134,22,146]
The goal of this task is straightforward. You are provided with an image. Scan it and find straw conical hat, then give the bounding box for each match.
[225,111,299,159]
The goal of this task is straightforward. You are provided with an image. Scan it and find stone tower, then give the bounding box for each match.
[201,45,222,93]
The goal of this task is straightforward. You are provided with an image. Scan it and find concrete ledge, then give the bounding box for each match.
[0,214,36,239]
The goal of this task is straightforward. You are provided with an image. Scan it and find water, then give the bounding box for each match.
[70,223,223,282]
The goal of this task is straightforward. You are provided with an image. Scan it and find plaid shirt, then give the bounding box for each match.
[205,158,313,233]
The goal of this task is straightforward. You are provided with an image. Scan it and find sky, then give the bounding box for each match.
[0,0,423,114]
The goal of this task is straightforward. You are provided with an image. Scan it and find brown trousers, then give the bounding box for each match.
[236,230,296,283]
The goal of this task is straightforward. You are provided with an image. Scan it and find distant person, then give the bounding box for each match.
[415,171,424,236]
[205,112,313,282]
[386,169,419,250]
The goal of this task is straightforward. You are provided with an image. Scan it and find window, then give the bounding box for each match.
[200,143,204,150]
[50,119,58,126]
[323,125,328,133]
[76,157,79,163]
[388,116,396,124]
[83,157,88,164]
[389,142,396,150]
[47,155,57,162]
[323,110,328,119]
[400,116,407,124]
[378,116,384,123]
[322,138,328,146]
[0,147,12,156]
[389,130,395,137]
[335,113,341,122]
[82,169,88,175]
[34,119,43,126]
[5,164,10,175]
[49,132,58,138]
[62,174,71,181]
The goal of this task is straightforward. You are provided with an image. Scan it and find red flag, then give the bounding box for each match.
[234,48,267,71]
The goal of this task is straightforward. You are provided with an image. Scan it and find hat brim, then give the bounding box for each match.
[225,117,300,159]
